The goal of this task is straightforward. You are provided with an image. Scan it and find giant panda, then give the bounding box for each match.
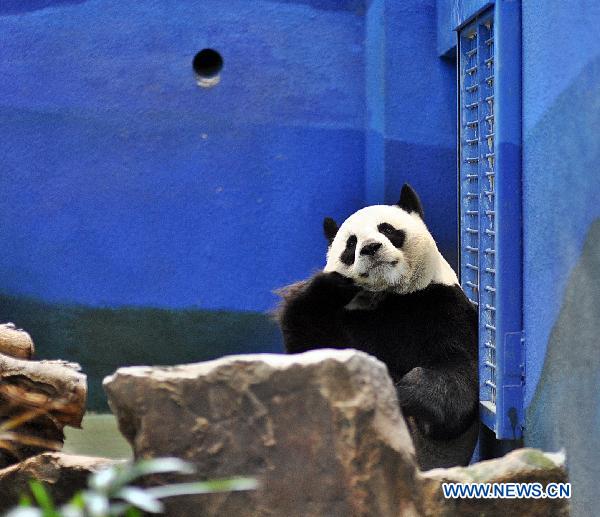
[275,184,479,470]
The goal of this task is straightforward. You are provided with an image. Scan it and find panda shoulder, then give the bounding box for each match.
[430,252,459,287]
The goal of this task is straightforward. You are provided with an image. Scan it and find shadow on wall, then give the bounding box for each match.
[0,294,283,411]
[526,218,600,517]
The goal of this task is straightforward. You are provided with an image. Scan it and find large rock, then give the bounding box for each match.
[419,447,570,516]
[0,352,87,468]
[104,349,420,517]
[0,452,115,512]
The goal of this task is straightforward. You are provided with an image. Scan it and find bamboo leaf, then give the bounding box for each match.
[115,487,163,513]
[18,493,32,507]
[3,507,43,517]
[28,480,55,513]
[81,491,109,517]
[131,457,195,477]
[88,465,119,492]
[145,477,258,499]
[57,504,84,517]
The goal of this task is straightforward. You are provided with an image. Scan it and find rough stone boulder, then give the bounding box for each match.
[419,447,570,516]
[0,452,116,512]
[104,349,421,517]
[0,322,87,468]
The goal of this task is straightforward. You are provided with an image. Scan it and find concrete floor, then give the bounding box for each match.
[63,413,132,459]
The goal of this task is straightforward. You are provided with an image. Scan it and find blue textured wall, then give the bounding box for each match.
[0,0,365,312]
[365,0,385,203]
[436,0,492,56]
[382,1,456,265]
[521,2,600,516]
[367,0,457,265]
[436,6,600,509]
[0,0,366,409]
[1,0,459,409]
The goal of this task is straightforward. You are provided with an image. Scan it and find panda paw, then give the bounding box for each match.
[396,367,477,439]
[309,271,360,305]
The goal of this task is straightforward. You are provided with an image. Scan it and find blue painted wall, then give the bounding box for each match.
[366,0,457,264]
[0,0,365,312]
[1,0,458,409]
[436,2,600,511]
[0,0,367,409]
[521,2,600,516]
[382,1,456,265]
[436,0,492,56]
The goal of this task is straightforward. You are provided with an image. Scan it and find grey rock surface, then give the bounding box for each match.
[0,452,115,512]
[419,447,570,516]
[103,350,570,516]
[104,349,421,517]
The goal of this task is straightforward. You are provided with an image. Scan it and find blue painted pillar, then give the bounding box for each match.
[365,0,386,205]
[366,0,458,266]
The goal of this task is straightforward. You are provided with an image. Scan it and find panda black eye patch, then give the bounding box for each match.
[340,235,357,265]
[378,223,406,249]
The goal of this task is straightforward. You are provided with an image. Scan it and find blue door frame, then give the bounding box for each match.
[455,0,524,440]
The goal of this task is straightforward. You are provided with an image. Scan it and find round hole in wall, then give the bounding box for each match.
[192,49,223,88]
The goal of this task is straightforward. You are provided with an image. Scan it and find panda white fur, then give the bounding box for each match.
[276,184,479,470]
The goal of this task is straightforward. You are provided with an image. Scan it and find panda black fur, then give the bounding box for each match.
[276,184,479,470]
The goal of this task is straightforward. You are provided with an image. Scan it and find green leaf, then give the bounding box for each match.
[145,477,258,499]
[58,503,84,517]
[18,494,33,507]
[3,508,43,517]
[88,465,120,492]
[89,457,195,495]
[28,480,55,513]
[115,487,163,513]
[81,490,109,517]
[129,458,195,479]
[104,502,129,516]
[123,508,143,517]
[66,492,86,509]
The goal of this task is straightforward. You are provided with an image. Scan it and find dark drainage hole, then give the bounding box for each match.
[193,49,223,87]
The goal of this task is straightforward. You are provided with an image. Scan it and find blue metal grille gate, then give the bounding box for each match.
[458,4,524,440]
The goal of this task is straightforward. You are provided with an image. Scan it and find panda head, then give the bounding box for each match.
[323,184,458,294]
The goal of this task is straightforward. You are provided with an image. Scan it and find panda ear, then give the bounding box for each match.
[397,183,425,219]
[323,217,339,245]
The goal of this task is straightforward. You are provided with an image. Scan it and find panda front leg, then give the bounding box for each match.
[395,361,478,439]
[278,272,360,354]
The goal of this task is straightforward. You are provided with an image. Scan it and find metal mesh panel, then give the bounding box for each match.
[458,4,524,440]
[459,15,497,410]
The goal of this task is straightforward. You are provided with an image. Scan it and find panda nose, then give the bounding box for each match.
[360,242,382,256]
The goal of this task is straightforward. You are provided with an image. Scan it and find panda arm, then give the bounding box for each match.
[395,358,478,439]
[278,272,360,354]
